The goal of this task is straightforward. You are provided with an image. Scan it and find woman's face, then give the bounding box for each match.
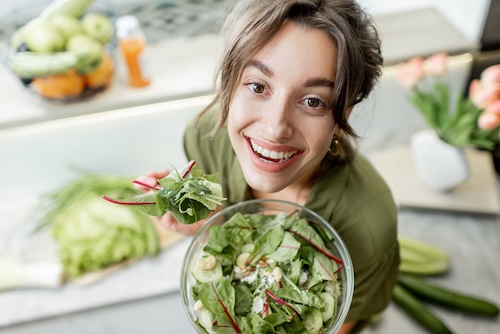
[227,20,338,193]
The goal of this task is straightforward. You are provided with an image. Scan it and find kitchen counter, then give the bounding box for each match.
[0,34,221,129]
[1,3,497,334]
[0,6,477,130]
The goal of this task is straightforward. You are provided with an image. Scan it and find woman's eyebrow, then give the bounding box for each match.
[304,78,335,88]
[244,60,274,77]
[244,59,335,88]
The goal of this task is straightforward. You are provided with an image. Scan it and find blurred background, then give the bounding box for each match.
[0,0,499,334]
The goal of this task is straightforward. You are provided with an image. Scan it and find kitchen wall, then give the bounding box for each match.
[0,0,491,43]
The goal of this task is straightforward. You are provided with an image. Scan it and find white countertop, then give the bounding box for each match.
[0,33,222,129]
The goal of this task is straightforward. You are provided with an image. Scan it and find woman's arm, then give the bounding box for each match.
[339,321,356,334]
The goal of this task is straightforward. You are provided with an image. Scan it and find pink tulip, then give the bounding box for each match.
[395,57,425,88]
[485,100,500,115]
[424,52,448,76]
[478,111,500,130]
[480,64,500,86]
[469,79,500,109]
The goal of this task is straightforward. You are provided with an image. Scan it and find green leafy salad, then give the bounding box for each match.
[190,210,345,334]
[104,160,226,225]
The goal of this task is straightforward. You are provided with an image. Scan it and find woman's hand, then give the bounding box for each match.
[156,208,220,236]
[134,170,218,236]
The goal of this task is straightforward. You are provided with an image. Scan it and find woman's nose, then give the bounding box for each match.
[263,96,294,140]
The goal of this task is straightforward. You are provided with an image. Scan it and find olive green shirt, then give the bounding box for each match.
[183,111,400,325]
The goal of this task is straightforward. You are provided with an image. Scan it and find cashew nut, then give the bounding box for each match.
[236,252,250,270]
[197,255,217,270]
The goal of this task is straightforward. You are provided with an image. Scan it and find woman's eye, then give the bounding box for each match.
[304,97,323,108]
[246,82,265,94]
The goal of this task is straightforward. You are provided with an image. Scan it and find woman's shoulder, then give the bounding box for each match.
[183,108,232,172]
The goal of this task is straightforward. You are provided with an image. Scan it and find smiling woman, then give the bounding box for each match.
[135,1,399,333]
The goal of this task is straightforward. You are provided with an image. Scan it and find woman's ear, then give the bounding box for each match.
[335,107,354,138]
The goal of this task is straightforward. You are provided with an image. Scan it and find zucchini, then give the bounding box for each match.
[398,274,500,317]
[393,283,453,334]
[40,0,94,19]
[10,51,78,78]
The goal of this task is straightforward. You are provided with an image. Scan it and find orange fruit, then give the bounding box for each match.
[32,70,85,100]
[83,52,114,89]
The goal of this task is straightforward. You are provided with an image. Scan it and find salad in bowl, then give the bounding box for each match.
[181,199,354,334]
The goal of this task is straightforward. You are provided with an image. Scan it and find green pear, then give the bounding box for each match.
[81,13,114,44]
[22,18,65,52]
[66,33,104,73]
[49,14,83,43]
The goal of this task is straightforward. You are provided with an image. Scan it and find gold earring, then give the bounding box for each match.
[329,137,340,156]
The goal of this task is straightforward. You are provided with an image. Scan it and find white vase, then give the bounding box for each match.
[410,130,469,192]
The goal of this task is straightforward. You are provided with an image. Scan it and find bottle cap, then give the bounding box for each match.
[116,15,141,38]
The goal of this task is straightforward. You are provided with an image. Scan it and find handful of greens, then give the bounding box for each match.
[103,160,226,225]
[38,174,160,278]
[190,210,345,334]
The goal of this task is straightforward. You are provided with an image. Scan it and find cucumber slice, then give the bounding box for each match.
[303,309,323,334]
[241,243,254,253]
[192,260,223,283]
[319,292,335,322]
[200,308,214,330]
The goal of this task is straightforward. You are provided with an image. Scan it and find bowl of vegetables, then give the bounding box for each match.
[181,199,354,334]
[2,0,117,102]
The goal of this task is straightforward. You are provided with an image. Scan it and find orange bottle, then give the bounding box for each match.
[116,15,150,88]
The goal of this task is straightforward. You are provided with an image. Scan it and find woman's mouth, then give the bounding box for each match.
[249,138,298,163]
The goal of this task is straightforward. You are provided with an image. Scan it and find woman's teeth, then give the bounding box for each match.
[250,139,297,163]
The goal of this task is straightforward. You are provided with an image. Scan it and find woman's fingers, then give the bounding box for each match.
[134,176,159,192]
[134,170,170,193]
[147,170,170,179]
[157,208,221,237]
[158,213,205,236]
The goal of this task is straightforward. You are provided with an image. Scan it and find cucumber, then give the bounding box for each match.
[10,51,78,78]
[40,0,94,19]
[392,283,453,334]
[319,292,335,322]
[192,260,223,283]
[398,274,500,316]
[303,309,323,334]
[200,308,214,330]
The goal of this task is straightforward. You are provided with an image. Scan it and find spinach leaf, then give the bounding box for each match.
[103,160,226,224]
[248,227,285,265]
[197,278,241,333]
[267,232,301,262]
[234,285,253,316]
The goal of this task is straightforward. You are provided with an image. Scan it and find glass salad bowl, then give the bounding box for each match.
[181,199,354,334]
